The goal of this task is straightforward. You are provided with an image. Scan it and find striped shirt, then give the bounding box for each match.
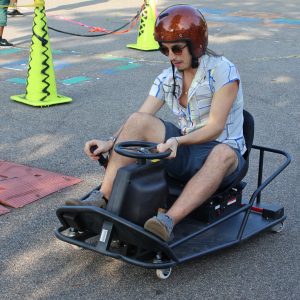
[149,54,246,154]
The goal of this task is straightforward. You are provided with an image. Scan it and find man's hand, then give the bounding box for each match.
[84,139,113,161]
[157,137,179,159]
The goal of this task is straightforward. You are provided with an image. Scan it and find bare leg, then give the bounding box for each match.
[0,26,4,37]
[167,144,239,225]
[100,112,166,198]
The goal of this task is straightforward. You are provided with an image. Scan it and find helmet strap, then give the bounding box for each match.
[191,57,199,68]
[186,41,199,68]
[171,63,176,97]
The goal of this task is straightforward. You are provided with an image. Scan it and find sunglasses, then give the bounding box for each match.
[159,44,188,56]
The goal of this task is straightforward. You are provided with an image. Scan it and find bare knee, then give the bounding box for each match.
[120,112,165,142]
[208,144,238,169]
[124,112,152,129]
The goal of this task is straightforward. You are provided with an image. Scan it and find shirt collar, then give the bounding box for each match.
[172,54,220,81]
[194,54,220,82]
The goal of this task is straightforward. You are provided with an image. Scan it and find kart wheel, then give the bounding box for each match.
[63,228,83,250]
[271,221,284,233]
[63,227,78,237]
[156,268,172,279]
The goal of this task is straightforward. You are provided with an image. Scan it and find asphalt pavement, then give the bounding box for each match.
[1,0,299,299]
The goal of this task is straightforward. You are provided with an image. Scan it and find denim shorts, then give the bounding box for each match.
[162,120,245,189]
[0,0,9,27]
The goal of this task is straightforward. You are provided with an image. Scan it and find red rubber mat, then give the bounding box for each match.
[0,160,81,208]
[0,204,10,215]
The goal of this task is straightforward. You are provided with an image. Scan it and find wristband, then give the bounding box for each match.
[174,137,180,145]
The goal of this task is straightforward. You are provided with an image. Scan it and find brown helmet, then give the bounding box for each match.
[154,5,208,58]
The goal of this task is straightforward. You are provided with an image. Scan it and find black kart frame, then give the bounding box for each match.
[55,144,291,269]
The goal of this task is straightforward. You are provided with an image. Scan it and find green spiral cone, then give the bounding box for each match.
[11,0,72,107]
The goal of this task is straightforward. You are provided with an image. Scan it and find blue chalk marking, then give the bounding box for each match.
[6,77,26,84]
[201,8,228,15]
[0,59,28,71]
[53,61,70,70]
[61,76,91,85]
[99,54,131,62]
[0,48,22,55]
[116,63,141,71]
[207,15,260,23]
[104,57,131,62]
[201,7,300,26]
[52,49,64,54]
[101,63,141,75]
[1,60,70,71]
[102,69,117,75]
[272,18,300,25]
[53,49,80,55]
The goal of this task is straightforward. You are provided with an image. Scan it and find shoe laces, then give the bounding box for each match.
[156,212,174,234]
[83,190,106,207]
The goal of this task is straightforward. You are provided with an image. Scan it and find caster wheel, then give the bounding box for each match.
[62,227,78,237]
[271,221,284,233]
[156,268,172,279]
[63,228,83,250]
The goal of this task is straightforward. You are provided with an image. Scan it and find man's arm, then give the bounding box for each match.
[138,95,165,114]
[179,80,239,144]
[157,81,239,156]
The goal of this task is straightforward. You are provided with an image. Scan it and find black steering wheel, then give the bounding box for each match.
[114,141,171,160]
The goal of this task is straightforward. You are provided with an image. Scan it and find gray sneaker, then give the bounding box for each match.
[144,213,174,241]
[65,190,107,208]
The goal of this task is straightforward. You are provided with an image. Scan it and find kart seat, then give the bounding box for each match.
[210,109,254,189]
[218,109,254,188]
[167,110,255,221]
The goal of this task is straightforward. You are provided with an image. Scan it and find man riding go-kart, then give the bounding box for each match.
[56,5,290,280]
[65,4,246,242]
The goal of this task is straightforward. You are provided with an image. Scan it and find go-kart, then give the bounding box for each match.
[55,110,291,279]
